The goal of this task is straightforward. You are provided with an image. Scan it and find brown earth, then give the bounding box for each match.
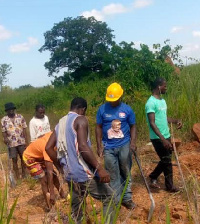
[1,140,200,224]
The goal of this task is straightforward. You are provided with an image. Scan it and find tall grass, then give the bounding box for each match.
[166,63,200,140]
[1,63,200,144]
[0,182,18,223]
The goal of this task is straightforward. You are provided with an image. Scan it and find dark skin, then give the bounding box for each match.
[147,80,182,150]
[95,98,137,157]
[45,107,110,205]
[35,107,45,119]
[41,160,65,209]
[3,108,28,178]
[3,109,28,146]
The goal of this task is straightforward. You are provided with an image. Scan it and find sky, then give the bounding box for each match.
[0,0,200,88]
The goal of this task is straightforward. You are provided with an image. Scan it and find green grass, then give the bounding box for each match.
[1,63,200,145]
[0,181,18,223]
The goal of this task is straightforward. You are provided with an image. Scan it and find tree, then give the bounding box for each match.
[0,64,12,92]
[39,16,114,81]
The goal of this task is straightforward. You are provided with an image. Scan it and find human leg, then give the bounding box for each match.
[17,145,26,178]
[39,174,51,209]
[87,177,116,224]
[104,149,121,203]
[118,142,135,208]
[9,147,19,179]
[150,139,173,190]
[53,171,65,198]
[67,181,87,224]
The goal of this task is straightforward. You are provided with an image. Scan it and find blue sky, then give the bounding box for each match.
[0,0,200,88]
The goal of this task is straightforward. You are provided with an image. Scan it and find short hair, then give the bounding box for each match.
[151,77,166,90]
[35,104,45,111]
[70,97,87,110]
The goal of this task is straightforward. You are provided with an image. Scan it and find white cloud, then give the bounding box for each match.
[0,25,12,40]
[102,4,128,15]
[82,3,128,21]
[82,9,104,21]
[9,37,39,53]
[170,26,183,33]
[82,1,153,21]
[192,31,200,37]
[133,0,153,9]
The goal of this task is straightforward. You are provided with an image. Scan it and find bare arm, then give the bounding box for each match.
[45,130,62,172]
[23,128,28,146]
[29,120,36,142]
[167,117,182,129]
[148,112,172,149]
[95,123,103,157]
[130,124,137,151]
[76,116,110,183]
[45,160,55,204]
[2,132,9,145]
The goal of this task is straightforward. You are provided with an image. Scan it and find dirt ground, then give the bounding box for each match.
[1,140,200,224]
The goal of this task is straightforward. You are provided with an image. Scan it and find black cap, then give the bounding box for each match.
[4,102,16,111]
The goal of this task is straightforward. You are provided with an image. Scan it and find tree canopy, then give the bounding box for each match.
[39,16,114,81]
[40,16,184,89]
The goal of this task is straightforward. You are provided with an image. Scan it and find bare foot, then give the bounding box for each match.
[59,188,66,198]
[46,192,52,209]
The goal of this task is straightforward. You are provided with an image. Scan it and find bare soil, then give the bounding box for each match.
[1,140,200,224]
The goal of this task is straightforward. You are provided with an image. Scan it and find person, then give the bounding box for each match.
[23,132,65,211]
[45,97,116,224]
[96,82,137,210]
[29,104,51,142]
[1,102,28,179]
[145,77,182,192]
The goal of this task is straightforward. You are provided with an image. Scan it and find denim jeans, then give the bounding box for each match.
[104,141,133,203]
[68,177,116,224]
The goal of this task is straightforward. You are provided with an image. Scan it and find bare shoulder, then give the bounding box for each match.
[74,115,88,129]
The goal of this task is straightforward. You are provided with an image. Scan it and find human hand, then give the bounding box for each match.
[4,138,10,146]
[98,167,110,183]
[162,138,172,150]
[97,146,104,158]
[176,120,182,129]
[130,143,137,153]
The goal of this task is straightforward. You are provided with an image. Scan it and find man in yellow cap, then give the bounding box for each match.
[96,82,137,209]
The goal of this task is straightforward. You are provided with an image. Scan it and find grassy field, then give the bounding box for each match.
[0,63,200,149]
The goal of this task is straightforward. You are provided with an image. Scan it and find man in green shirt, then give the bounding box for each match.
[145,77,182,192]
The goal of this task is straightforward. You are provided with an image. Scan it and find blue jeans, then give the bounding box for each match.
[104,141,133,203]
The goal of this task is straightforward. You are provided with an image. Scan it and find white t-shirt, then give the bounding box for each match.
[29,115,51,142]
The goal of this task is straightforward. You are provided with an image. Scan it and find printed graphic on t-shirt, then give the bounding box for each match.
[119,112,126,118]
[107,119,124,139]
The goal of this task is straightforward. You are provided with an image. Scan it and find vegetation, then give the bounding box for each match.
[0,64,12,92]
[39,16,114,82]
[0,182,18,223]
[39,16,183,88]
[1,63,200,223]
[0,15,200,224]
[0,63,200,145]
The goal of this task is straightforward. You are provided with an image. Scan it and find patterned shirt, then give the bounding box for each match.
[1,114,27,147]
